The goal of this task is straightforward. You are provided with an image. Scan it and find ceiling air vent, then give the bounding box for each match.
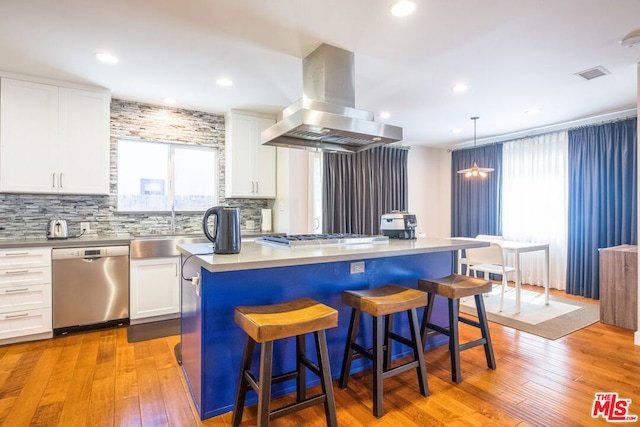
[574,66,610,81]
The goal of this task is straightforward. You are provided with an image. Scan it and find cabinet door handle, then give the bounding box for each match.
[59,173,64,189]
[4,252,29,257]
[4,288,30,293]
[52,172,57,188]
[255,181,259,194]
[5,312,29,319]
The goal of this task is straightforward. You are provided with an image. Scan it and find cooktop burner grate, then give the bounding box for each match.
[260,233,388,247]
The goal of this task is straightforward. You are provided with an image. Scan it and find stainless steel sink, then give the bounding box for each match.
[130,234,210,258]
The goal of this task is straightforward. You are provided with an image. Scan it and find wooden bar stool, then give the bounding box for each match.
[232,297,339,427]
[338,284,429,418]
[418,274,496,383]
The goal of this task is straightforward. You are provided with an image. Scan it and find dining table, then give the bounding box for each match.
[456,238,550,314]
[497,240,550,313]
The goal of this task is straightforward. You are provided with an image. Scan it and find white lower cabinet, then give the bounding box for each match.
[130,257,180,323]
[0,308,52,340]
[0,248,52,343]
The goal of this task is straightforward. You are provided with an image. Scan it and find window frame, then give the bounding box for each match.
[116,138,219,213]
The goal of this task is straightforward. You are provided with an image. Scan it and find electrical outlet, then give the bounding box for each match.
[246,220,255,230]
[81,222,90,233]
[350,261,365,274]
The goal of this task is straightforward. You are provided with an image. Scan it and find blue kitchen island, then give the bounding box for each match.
[177,237,488,420]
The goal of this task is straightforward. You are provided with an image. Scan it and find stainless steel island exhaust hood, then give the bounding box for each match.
[261,44,403,153]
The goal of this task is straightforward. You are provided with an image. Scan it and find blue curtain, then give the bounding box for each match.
[451,144,503,237]
[566,117,637,299]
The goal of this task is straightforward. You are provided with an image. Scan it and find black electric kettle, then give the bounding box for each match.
[202,206,241,254]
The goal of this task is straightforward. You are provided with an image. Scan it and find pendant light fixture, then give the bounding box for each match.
[457,116,494,178]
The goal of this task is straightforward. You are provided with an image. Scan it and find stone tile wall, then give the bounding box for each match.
[0,99,268,239]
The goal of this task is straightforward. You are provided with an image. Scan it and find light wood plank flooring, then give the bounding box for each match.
[0,286,638,426]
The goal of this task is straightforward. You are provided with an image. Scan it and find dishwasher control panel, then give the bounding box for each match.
[52,245,130,259]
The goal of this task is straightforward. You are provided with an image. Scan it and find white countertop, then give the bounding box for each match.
[0,235,135,249]
[0,232,268,250]
[178,237,489,272]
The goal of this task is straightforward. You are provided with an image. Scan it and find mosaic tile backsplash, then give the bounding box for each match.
[0,99,269,239]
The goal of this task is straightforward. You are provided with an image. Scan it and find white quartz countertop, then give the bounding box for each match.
[177,237,489,272]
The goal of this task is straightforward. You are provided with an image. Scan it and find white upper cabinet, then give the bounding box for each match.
[225,110,276,198]
[58,87,111,194]
[0,78,111,195]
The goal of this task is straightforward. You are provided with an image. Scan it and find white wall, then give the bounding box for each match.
[407,145,451,238]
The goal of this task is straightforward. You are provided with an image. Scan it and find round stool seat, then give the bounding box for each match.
[342,283,427,316]
[235,297,338,343]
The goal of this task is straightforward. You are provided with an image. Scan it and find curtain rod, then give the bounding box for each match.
[448,108,637,152]
[568,115,637,131]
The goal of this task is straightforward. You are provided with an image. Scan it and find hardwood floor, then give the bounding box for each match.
[1,286,638,426]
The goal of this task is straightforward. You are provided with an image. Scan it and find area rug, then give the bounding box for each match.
[127,318,181,343]
[459,286,599,340]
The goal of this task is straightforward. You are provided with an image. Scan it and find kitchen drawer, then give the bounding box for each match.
[0,248,51,269]
[0,307,52,340]
[0,266,51,288]
[0,284,51,313]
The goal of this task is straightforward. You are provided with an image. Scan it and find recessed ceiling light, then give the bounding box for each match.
[526,108,541,116]
[96,52,119,64]
[390,0,416,17]
[621,28,640,48]
[162,97,177,105]
[216,77,233,87]
[379,112,390,119]
[451,128,462,134]
[451,83,468,93]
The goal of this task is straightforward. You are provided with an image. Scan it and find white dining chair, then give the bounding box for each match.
[465,242,515,312]
[457,235,505,275]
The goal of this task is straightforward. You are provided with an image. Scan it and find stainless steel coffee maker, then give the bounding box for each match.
[202,206,241,254]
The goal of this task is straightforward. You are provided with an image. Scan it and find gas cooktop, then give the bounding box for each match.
[259,233,389,247]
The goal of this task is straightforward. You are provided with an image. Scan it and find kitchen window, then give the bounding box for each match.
[117,139,218,212]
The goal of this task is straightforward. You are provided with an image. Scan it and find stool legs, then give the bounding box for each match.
[408,308,429,396]
[316,330,338,426]
[232,335,255,426]
[258,341,274,425]
[338,308,360,389]
[420,292,496,384]
[339,307,429,418]
[373,314,383,418]
[232,332,337,427]
[296,335,306,402]
[475,294,497,370]
[448,297,461,383]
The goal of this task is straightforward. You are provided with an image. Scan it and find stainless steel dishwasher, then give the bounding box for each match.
[52,245,130,335]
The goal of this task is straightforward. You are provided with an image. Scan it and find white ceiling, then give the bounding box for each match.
[1,0,639,148]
